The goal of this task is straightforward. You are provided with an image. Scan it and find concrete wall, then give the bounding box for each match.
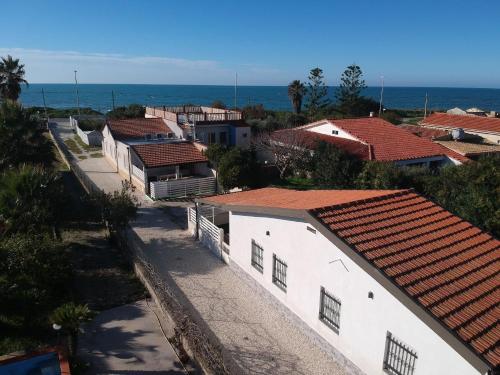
[228,212,482,375]
[233,125,251,148]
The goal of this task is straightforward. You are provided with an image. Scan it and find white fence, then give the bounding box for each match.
[188,207,229,262]
[150,177,216,199]
[70,115,104,146]
[132,165,144,181]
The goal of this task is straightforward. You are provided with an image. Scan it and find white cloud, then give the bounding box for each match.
[0,47,287,85]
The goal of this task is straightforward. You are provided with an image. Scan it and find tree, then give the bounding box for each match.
[423,155,500,236]
[254,130,311,179]
[355,161,407,189]
[336,64,367,116]
[311,141,361,187]
[51,303,92,357]
[88,181,139,233]
[0,55,28,101]
[211,100,226,109]
[287,80,306,114]
[0,101,54,170]
[107,104,145,119]
[0,165,66,238]
[0,235,71,327]
[305,68,329,120]
[217,147,260,190]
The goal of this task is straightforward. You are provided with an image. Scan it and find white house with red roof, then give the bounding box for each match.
[279,117,469,166]
[190,188,499,375]
[102,117,215,198]
[420,113,500,144]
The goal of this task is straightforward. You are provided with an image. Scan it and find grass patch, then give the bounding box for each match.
[272,176,317,190]
[89,152,103,158]
[64,138,82,154]
[74,135,100,152]
[78,155,87,160]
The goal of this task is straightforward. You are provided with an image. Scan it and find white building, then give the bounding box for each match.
[102,117,215,198]
[271,117,468,167]
[145,105,251,148]
[192,188,498,375]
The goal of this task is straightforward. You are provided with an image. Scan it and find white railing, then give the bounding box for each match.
[149,176,216,199]
[132,165,144,181]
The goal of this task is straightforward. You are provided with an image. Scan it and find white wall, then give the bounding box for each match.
[228,212,482,375]
[307,121,360,141]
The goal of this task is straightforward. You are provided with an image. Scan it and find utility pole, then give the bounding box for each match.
[378,75,384,117]
[111,90,116,110]
[234,72,238,110]
[41,88,48,127]
[424,92,428,119]
[74,70,81,116]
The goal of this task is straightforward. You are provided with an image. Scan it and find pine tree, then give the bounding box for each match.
[336,64,367,115]
[305,68,329,120]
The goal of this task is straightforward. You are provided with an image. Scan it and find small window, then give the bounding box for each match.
[220,131,227,144]
[332,130,339,135]
[383,332,418,375]
[272,254,287,291]
[208,132,216,144]
[242,133,248,138]
[319,287,341,332]
[251,240,264,273]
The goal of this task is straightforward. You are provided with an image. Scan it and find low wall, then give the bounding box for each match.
[70,116,104,146]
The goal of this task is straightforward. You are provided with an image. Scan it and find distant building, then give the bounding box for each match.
[102,117,215,198]
[271,117,469,167]
[194,187,499,375]
[145,105,251,148]
[447,107,467,115]
[420,113,500,144]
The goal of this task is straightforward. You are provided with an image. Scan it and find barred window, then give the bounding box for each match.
[272,254,287,291]
[319,287,341,332]
[383,332,418,375]
[251,240,263,273]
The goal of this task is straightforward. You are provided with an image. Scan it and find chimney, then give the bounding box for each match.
[369,111,374,117]
[368,144,374,160]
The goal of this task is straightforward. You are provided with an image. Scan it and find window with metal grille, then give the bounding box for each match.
[319,287,341,332]
[251,240,263,273]
[272,254,287,291]
[383,332,417,375]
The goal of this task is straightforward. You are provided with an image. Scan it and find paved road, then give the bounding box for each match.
[51,120,356,375]
[79,300,188,375]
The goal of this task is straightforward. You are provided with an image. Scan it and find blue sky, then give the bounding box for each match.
[1,0,499,87]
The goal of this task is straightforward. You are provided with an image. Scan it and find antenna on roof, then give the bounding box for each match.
[424,92,428,119]
[378,75,384,117]
[234,72,238,110]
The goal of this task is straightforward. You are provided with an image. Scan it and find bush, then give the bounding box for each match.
[77,118,104,131]
[217,147,261,190]
[107,104,145,119]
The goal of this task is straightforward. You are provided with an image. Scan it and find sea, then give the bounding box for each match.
[20,84,500,113]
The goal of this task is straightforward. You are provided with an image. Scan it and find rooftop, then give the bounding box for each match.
[107,118,172,140]
[399,124,450,140]
[132,141,207,168]
[201,188,500,368]
[295,118,468,163]
[421,113,500,134]
[435,140,500,157]
[145,105,244,125]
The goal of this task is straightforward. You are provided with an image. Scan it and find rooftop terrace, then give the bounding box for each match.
[146,105,242,124]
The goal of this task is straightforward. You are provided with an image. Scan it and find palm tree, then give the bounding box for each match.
[0,55,29,101]
[51,303,92,357]
[287,80,305,114]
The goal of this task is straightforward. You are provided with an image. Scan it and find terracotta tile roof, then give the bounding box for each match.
[422,113,500,134]
[203,187,500,367]
[203,187,403,210]
[310,190,500,368]
[132,142,207,168]
[324,117,460,162]
[399,124,450,140]
[107,118,172,140]
[436,141,500,157]
[272,129,370,160]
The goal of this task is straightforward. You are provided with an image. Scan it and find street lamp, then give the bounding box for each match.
[74,70,81,116]
[52,323,62,346]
